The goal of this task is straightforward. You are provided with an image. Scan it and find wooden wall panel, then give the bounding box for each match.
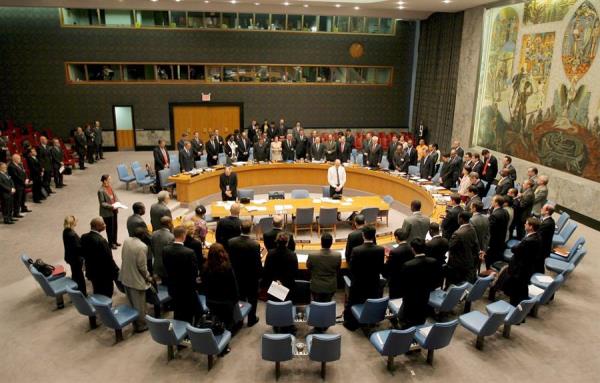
[173,106,240,142]
[116,130,135,150]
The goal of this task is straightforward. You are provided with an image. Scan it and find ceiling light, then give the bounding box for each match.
[283,1,290,5]
[254,1,260,4]
[303,4,309,7]
[442,0,452,3]
[354,6,360,10]
[150,0,158,2]
[335,4,341,7]
[230,0,237,3]
[398,5,405,9]
[204,0,210,2]
[397,1,405,4]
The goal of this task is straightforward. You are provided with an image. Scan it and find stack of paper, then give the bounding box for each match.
[312,199,322,203]
[535,275,554,284]
[253,199,267,204]
[112,202,128,209]
[341,202,352,206]
[246,206,267,212]
[296,254,309,263]
[418,326,432,338]
[267,281,290,301]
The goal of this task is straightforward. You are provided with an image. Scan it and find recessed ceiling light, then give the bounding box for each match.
[398,5,405,9]
[335,3,341,7]
[150,0,158,2]
[354,6,360,10]
[283,1,290,5]
[204,0,210,2]
[397,1,405,4]
[230,0,237,3]
[303,4,309,7]
[442,0,452,3]
[254,1,260,4]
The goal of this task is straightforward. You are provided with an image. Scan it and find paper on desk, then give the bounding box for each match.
[341,202,351,206]
[267,281,290,301]
[312,199,322,203]
[535,275,554,283]
[389,298,403,309]
[297,253,309,263]
[112,202,128,209]
[253,199,267,204]
[246,206,267,212]
[232,162,247,166]
[345,198,353,202]
[528,284,545,297]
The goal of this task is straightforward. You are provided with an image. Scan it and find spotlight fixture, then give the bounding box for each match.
[354,6,360,10]
[335,3,341,7]
[303,4,309,7]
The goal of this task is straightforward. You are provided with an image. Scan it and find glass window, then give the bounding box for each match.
[366,17,379,33]
[67,64,86,82]
[62,8,100,26]
[87,64,121,81]
[123,65,155,81]
[380,18,393,34]
[255,14,269,30]
[271,14,285,30]
[170,11,187,27]
[188,12,203,28]
[100,10,134,27]
[375,68,391,84]
[303,15,317,32]
[288,66,303,82]
[204,12,220,28]
[224,66,239,82]
[347,67,365,84]
[239,13,254,29]
[206,66,222,82]
[135,10,168,27]
[287,15,302,31]
[222,13,237,29]
[319,16,333,32]
[238,66,256,82]
[349,16,365,33]
[334,16,349,33]
[268,66,285,82]
[175,65,189,80]
[317,67,331,83]
[256,65,269,82]
[189,65,205,80]
[331,67,347,83]
[157,65,173,80]
[302,67,317,82]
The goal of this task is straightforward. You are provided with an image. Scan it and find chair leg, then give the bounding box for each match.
[115,329,124,343]
[387,356,394,371]
[88,316,98,329]
[463,301,472,313]
[207,355,214,371]
[321,362,326,379]
[55,294,65,309]
[167,345,175,361]
[426,349,434,365]
[503,324,512,338]
[475,335,485,350]
[530,304,539,318]
[275,361,281,380]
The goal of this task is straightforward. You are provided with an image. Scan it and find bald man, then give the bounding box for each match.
[81,217,119,297]
[215,203,242,251]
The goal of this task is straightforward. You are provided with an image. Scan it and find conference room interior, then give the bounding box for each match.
[1,0,600,382]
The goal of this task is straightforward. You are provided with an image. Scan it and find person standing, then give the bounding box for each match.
[337,135,352,163]
[307,233,341,302]
[26,148,44,203]
[387,135,399,171]
[206,133,221,166]
[236,131,251,161]
[262,232,299,301]
[219,166,238,201]
[119,228,153,333]
[401,200,430,244]
[366,136,383,168]
[483,195,509,269]
[74,127,87,170]
[153,139,170,191]
[63,215,86,295]
[179,141,195,172]
[263,214,296,251]
[324,134,338,162]
[327,159,346,197]
[282,133,296,162]
[446,212,480,286]
[0,162,16,224]
[481,149,498,194]
[151,216,174,284]
[537,204,556,274]
[98,174,120,249]
[516,180,535,239]
[150,191,172,231]
[384,228,414,299]
[191,132,204,161]
[37,136,53,195]
[309,136,325,161]
[81,217,119,297]
[85,124,96,164]
[294,129,309,161]
[8,154,30,216]
[253,135,270,162]
[441,194,463,240]
[51,138,65,188]
[126,202,153,273]
[94,121,104,160]
[227,220,263,326]
[215,203,242,251]
[270,136,283,162]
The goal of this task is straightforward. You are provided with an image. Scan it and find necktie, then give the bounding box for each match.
[483,160,489,175]
[336,167,340,186]
[161,148,168,164]
[341,143,344,152]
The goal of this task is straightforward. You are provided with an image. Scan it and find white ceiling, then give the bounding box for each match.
[0,0,501,20]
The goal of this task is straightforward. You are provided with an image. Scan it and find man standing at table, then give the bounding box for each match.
[219,166,238,201]
[327,159,346,197]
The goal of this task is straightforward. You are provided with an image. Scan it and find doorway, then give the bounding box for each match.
[113,105,135,150]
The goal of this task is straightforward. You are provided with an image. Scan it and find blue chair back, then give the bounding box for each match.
[482,196,493,210]
[295,207,314,225]
[383,195,394,205]
[420,320,459,349]
[218,152,227,165]
[169,153,178,165]
[131,161,141,171]
[467,275,494,303]
[158,169,171,187]
[29,265,55,297]
[360,207,379,224]
[559,222,577,241]
[20,254,32,272]
[146,315,181,346]
[197,159,208,168]
[571,248,587,267]
[133,167,149,182]
[308,334,341,362]
[66,287,96,317]
[262,333,295,362]
[479,310,509,336]
[266,300,295,327]
[440,283,469,312]
[408,165,420,176]
[238,189,255,200]
[555,212,570,233]
[186,325,220,355]
[292,189,310,199]
[537,274,564,305]
[258,217,274,236]
[359,297,389,324]
[380,156,389,170]
[566,237,586,261]
[169,161,180,175]
[318,208,338,226]
[432,166,442,183]
[89,296,121,329]
[382,327,416,355]
[486,184,497,197]
[355,153,363,165]
[322,186,330,198]
[117,164,131,180]
[504,298,537,325]
[307,301,336,328]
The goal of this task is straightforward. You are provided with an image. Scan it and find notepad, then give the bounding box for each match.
[112,202,128,209]
[267,281,290,301]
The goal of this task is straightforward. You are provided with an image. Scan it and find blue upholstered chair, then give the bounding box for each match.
[266,300,296,330]
[554,212,570,234]
[195,159,208,169]
[133,167,155,192]
[168,154,178,166]
[369,327,416,371]
[306,301,336,330]
[131,161,142,171]
[387,298,404,317]
[380,155,389,170]
[307,333,342,379]
[257,217,274,239]
[21,254,64,281]
[29,265,77,309]
[158,169,174,190]
[217,152,227,165]
[238,189,255,200]
[531,262,575,289]
[528,274,565,317]
[146,315,189,361]
[414,320,459,365]
[482,196,493,211]
[464,275,494,313]
[321,186,331,198]
[459,306,510,350]
[506,238,520,249]
[291,189,310,199]
[549,236,585,262]
[66,287,98,329]
[552,221,577,247]
[431,166,442,183]
[486,298,537,338]
[186,325,231,370]
[169,160,180,176]
[355,153,363,166]
[233,300,252,325]
[503,247,514,262]
[197,294,209,314]
[546,248,586,274]
[360,207,380,226]
[293,207,314,237]
[261,333,295,380]
[116,164,135,190]
[343,276,352,303]
[486,184,497,197]
[351,297,389,326]
[146,284,172,317]
[383,195,394,205]
[408,165,420,176]
[89,295,139,343]
[428,283,469,315]
[317,207,338,236]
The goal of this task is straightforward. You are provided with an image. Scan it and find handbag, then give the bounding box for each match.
[32,259,55,277]
[198,315,225,336]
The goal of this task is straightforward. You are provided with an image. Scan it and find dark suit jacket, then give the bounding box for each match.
[81,231,118,282]
[448,224,480,282]
[253,142,270,162]
[384,243,414,298]
[345,229,364,266]
[191,138,204,158]
[26,156,42,181]
[537,217,556,273]
[179,149,195,172]
[228,235,263,291]
[63,228,82,265]
[162,243,199,303]
[219,173,238,200]
[8,162,26,188]
[400,255,439,325]
[236,137,251,161]
[215,216,241,249]
[426,236,449,265]
[496,177,514,196]
[74,133,87,152]
[387,142,399,170]
[442,205,463,239]
[472,161,484,177]
[482,156,498,183]
[282,139,296,161]
[307,249,341,294]
[153,147,170,171]
[465,195,482,212]
[309,143,325,161]
[349,242,385,302]
[508,233,539,283]
[405,146,418,166]
[184,235,205,271]
[488,207,509,250]
[324,141,338,162]
[420,154,436,179]
[473,180,486,198]
[504,164,517,181]
[440,160,459,189]
[37,144,52,171]
[263,228,296,251]
[366,144,383,167]
[294,137,309,159]
[262,247,299,294]
[519,189,535,222]
[206,139,221,165]
[338,141,352,163]
[51,146,63,165]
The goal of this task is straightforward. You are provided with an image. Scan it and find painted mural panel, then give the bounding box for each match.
[474,0,600,182]
[524,0,578,24]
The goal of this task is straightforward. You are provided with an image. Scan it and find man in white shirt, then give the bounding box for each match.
[328,159,346,197]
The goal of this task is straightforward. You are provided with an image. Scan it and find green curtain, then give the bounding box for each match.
[412,12,464,151]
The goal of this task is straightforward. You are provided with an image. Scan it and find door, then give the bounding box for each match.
[172,104,241,143]
[113,105,135,150]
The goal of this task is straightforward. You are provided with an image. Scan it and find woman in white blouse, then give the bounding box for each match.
[270,136,283,162]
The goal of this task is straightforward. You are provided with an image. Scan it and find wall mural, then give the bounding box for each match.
[474,0,600,182]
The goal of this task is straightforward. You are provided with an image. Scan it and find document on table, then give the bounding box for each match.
[296,253,309,263]
[267,281,290,301]
[112,202,128,209]
[312,199,322,203]
[528,284,545,297]
[246,206,267,212]
[389,298,403,310]
[535,275,554,283]
[274,204,293,210]
[253,199,267,204]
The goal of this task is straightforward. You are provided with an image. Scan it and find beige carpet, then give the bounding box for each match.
[1,151,599,382]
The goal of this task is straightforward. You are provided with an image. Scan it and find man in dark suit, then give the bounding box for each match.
[496,168,514,196]
[324,134,338,162]
[206,133,221,166]
[153,139,170,191]
[191,132,204,161]
[384,228,414,299]
[219,166,238,201]
[163,226,202,323]
[471,153,484,177]
[481,149,498,193]
[399,239,439,328]
[441,194,463,240]
[85,125,96,164]
[469,172,486,199]
[344,129,355,149]
[386,135,399,171]
[465,185,482,212]
[215,203,241,251]
[366,136,383,168]
[228,220,262,326]
[337,135,352,163]
[440,152,460,189]
[502,155,517,181]
[343,225,385,330]
[502,217,540,305]
[74,127,87,170]
[267,122,279,141]
[50,138,65,188]
[294,129,309,161]
[150,191,172,231]
[247,120,259,143]
[8,154,30,216]
[178,141,195,172]
[484,195,509,269]
[277,118,287,138]
[177,132,189,152]
[361,132,373,166]
[537,204,556,274]
[37,136,53,195]
[26,148,44,203]
[263,214,295,251]
[516,180,535,239]
[309,137,326,161]
[93,121,104,160]
[446,211,480,286]
[420,147,436,179]
[236,131,251,161]
[452,140,465,160]
[405,140,418,167]
[0,162,16,224]
[345,214,377,267]
[282,133,296,161]
[81,218,119,297]
[426,222,449,265]
[307,233,342,303]
[253,136,270,162]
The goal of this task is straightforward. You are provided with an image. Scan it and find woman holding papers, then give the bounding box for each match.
[262,232,298,301]
[98,174,122,249]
